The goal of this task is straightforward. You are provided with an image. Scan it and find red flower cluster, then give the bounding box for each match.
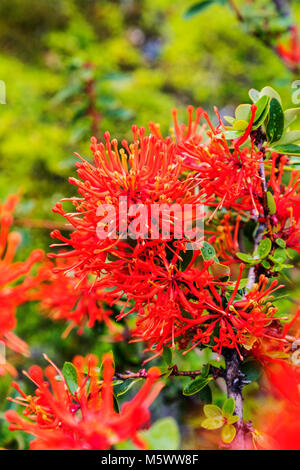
[277,25,300,70]
[151,105,262,217]
[267,153,300,253]
[0,195,43,375]
[5,353,163,450]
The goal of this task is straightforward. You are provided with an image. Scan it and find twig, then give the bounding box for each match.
[114,364,222,381]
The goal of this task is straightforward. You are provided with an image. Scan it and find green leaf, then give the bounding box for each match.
[266,191,276,215]
[140,417,180,450]
[249,88,260,103]
[270,248,287,264]
[202,416,224,430]
[222,397,235,417]
[184,1,215,18]
[201,241,216,260]
[271,144,300,155]
[236,252,255,263]
[233,119,248,131]
[203,404,223,418]
[266,98,284,144]
[260,86,282,104]
[183,376,211,396]
[221,424,236,444]
[261,259,271,269]
[162,347,173,366]
[113,394,120,413]
[226,278,249,291]
[252,95,269,128]
[235,104,251,121]
[241,359,261,382]
[62,362,78,395]
[114,378,142,397]
[284,108,300,128]
[224,115,235,125]
[275,238,286,248]
[223,130,243,140]
[198,385,212,404]
[257,238,272,258]
[275,131,300,146]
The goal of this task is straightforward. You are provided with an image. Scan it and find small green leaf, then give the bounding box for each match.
[275,238,286,248]
[270,248,287,264]
[140,417,180,450]
[252,95,270,128]
[183,376,211,396]
[221,424,236,444]
[224,115,236,125]
[233,119,248,131]
[202,416,224,430]
[184,1,214,18]
[257,238,272,258]
[235,104,251,121]
[266,191,276,215]
[260,86,282,104]
[227,278,249,291]
[266,98,284,144]
[270,144,300,155]
[114,378,142,397]
[62,362,78,395]
[228,415,239,425]
[236,252,255,263]
[223,130,243,140]
[201,241,216,260]
[113,394,120,413]
[249,88,260,103]
[222,397,235,417]
[162,347,173,366]
[203,404,223,418]
[261,260,271,269]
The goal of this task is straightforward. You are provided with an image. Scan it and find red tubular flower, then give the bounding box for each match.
[277,25,300,70]
[151,106,263,216]
[5,353,163,450]
[35,258,120,337]
[49,127,201,288]
[0,195,44,375]
[267,153,300,253]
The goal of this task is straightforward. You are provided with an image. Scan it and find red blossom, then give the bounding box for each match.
[5,353,163,450]
[0,195,44,375]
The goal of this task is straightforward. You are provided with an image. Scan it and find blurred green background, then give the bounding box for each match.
[0,0,299,449]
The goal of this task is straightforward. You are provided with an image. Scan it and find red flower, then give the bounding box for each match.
[0,195,44,375]
[151,105,263,217]
[35,258,120,337]
[277,25,300,70]
[5,353,163,450]
[267,153,300,253]
[49,127,201,288]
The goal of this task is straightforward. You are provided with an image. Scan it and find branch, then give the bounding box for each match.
[114,364,222,381]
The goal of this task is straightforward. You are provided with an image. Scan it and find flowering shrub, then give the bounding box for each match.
[0,81,300,449]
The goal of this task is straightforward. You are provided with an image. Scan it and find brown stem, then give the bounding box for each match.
[114,364,222,381]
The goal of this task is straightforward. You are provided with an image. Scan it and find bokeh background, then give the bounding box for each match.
[0,0,299,449]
